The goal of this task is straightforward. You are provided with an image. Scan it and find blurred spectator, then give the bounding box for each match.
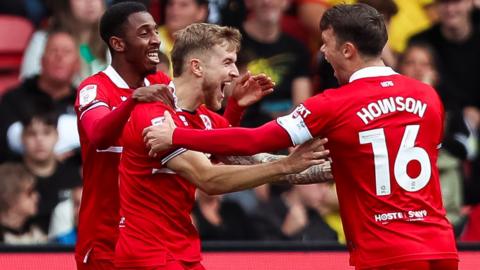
[0,163,47,244]
[253,183,338,241]
[48,184,82,244]
[157,0,208,75]
[0,30,80,163]
[409,0,480,115]
[20,0,108,85]
[192,190,258,240]
[20,108,82,234]
[282,0,328,52]
[240,0,312,127]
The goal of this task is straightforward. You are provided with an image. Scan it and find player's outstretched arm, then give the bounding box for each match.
[81,84,173,148]
[217,150,332,184]
[165,137,326,195]
[143,111,292,156]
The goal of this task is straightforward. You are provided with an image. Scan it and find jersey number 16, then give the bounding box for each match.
[359,125,431,196]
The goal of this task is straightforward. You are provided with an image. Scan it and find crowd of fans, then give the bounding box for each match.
[1,0,480,245]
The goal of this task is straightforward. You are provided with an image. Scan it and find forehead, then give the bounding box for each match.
[125,11,156,30]
[46,33,76,49]
[209,42,237,58]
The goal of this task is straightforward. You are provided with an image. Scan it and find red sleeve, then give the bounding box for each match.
[222,97,246,127]
[173,121,293,155]
[80,97,136,148]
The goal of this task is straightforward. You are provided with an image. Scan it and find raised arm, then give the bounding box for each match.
[166,137,326,195]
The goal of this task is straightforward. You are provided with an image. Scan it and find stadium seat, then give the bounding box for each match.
[0,15,33,95]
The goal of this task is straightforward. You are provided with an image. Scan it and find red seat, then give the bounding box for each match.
[0,15,34,95]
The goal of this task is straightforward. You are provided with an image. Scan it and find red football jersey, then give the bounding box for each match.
[115,100,230,267]
[277,67,458,268]
[74,66,170,263]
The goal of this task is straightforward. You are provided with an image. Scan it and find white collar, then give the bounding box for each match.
[102,65,151,89]
[349,66,398,83]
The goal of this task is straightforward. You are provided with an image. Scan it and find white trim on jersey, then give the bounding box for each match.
[96,146,123,153]
[79,101,109,120]
[102,65,150,89]
[152,168,177,174]
[349,66,398,83]
[276,112,313,146]
[161,148,187,165]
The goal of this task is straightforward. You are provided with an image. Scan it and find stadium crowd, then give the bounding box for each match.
[0,0,480,248]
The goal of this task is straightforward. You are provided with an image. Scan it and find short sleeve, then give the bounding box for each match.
[75,78,110,119]
[276,93,333,145]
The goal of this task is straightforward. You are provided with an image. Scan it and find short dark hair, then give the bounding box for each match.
[20,102,59,129]
[357,0,398,22]
[99,1,148,49]
[320,3,388,57]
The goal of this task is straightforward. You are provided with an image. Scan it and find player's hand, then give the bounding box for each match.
[143,111,177,157]
[231,71,275,107]
[132,84,175,108]
[282,137,329,174]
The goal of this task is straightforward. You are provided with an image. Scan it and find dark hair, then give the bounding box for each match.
[0,163,35,214]
[20,102,59,129]
[357,0,398,22]
[99,1,148,50]
[320,3,388,57]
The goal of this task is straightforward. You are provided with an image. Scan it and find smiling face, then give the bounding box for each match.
[122,11,161,75]
[201,43,239,111]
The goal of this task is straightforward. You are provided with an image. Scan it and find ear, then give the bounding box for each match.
[342,42,356,59]
[110,36,125,53]
[196,5,208,22]
[190,58,203,77]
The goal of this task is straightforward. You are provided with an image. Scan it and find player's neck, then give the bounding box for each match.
[111,60,146,89]
[172,77,202,111]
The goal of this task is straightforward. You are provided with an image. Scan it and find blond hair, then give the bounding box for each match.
[171,23,241,77]
[0,163,35,214]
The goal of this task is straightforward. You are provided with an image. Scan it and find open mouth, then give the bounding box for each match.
[147,50,160,64]
[220,81,232,98]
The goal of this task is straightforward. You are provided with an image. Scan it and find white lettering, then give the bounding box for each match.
[357,96,427,125]
[357,108,374,124]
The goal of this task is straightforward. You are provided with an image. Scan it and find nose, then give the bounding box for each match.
[151,31,161,46]
[230,64,240,78]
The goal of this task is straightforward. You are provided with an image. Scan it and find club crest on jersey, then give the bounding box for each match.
[79,84,97,106]
[151,116,165,126]
[200,114,213,130]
